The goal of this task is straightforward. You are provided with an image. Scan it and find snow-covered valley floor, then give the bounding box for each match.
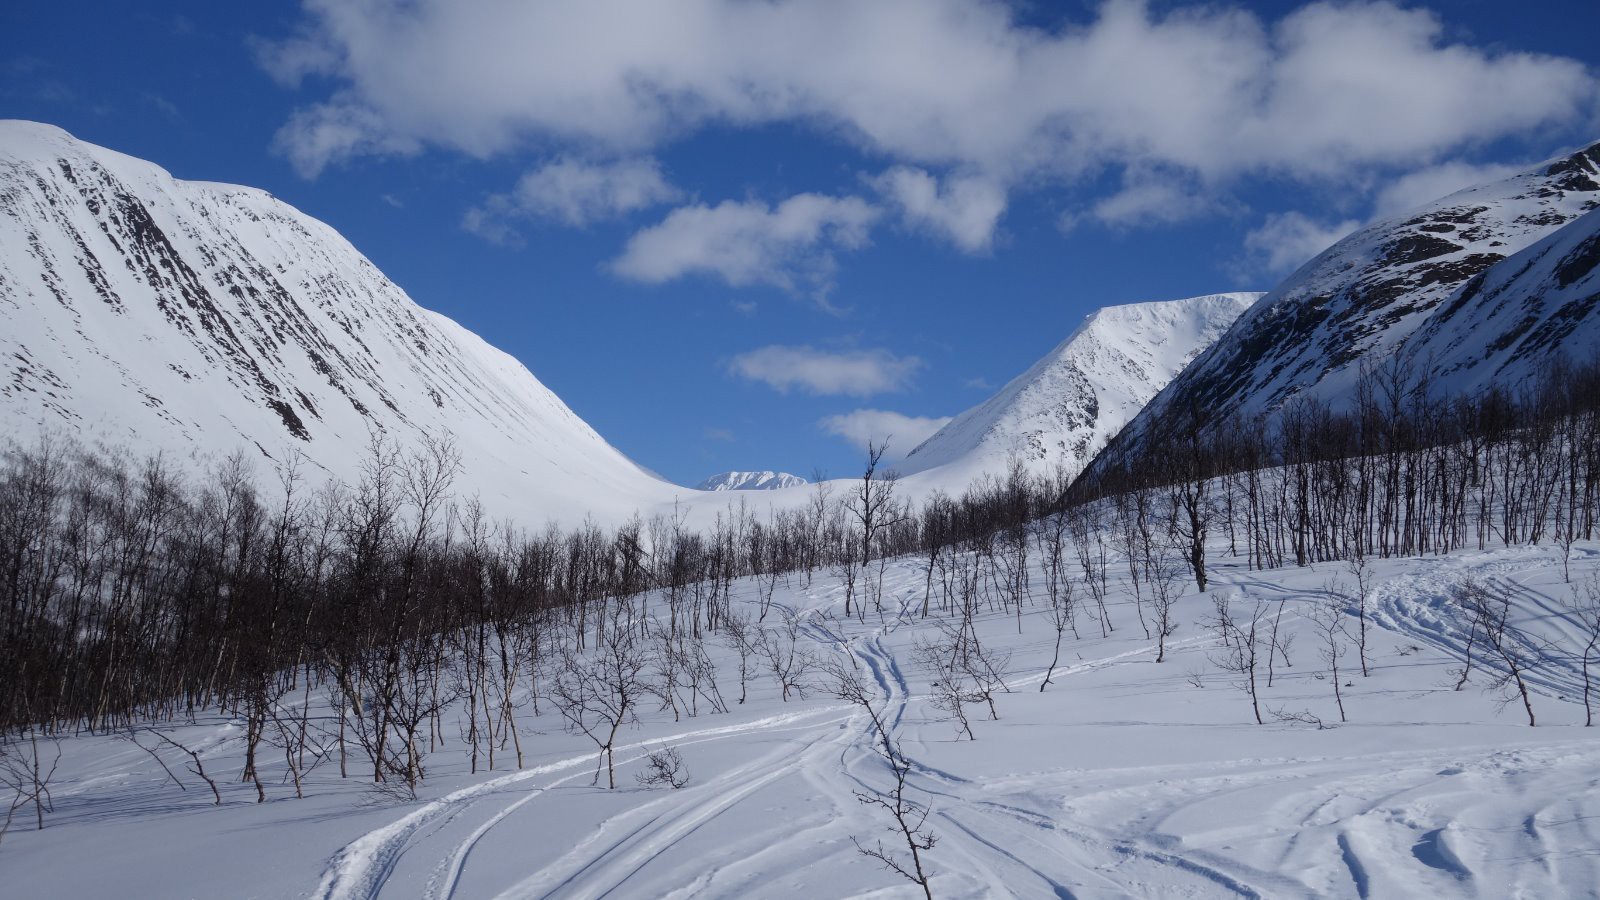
[6,539,1600,899]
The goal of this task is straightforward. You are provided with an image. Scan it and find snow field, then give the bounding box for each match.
[5,535,1600,899]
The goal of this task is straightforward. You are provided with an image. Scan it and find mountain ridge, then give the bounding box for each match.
[898,292,1260,491]
[1091,140,1600,472]
[696,471,809,492]
[1403,205,1600,393]
[0,120,680,524]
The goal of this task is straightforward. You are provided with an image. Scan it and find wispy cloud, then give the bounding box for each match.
[465,157,682,245]
[1085,167,1222,229]
[612,194,878,297]
[818,409,952,459]
[137,94,181,121]
[870,167,1005,253]
[1237,211,1362,279]
[268,102,420,179]
[1372,161,1527,220]
[727,345,921,397]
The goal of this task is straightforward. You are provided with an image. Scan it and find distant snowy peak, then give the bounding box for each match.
[0,120,677,523]
[696,471,809,492]
[1107,140,1600,459]
[900,293,1260,485]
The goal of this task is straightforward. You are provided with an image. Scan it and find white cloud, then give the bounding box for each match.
[819,409,953,459]
[1231,4,1594,176]
[460,202,521,246]
[870,167,1005,252]
[728,345,920,396]
[142,93,182,121]
[1372,160,1527,220]
[270,101,420,178]
[1240,212,1362,278]
[1088,172,1219,228]
[264,0,1597,187]
[612,194,878,294]
[467,157,681,241]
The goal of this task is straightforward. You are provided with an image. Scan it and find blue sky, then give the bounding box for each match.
[5,1,1599,486]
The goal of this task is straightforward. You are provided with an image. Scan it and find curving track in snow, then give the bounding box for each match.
[312,552,1600,899]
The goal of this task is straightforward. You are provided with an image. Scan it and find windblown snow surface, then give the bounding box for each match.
[0,121,679,525]
[7,531,1600,898]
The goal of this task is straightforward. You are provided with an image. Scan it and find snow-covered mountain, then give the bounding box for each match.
[0,121,681,524]
[1098,142,1600,464]
[689,296,1256,504]
[696,471,809,492]
[1403,206,1600,394]
[898,293,1259,490]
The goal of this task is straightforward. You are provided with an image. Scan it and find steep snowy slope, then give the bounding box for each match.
[1099,142,1600,464]
[1404,206,1600,393]
[0,121,679,523]
[696,471,808,491]
[898,293,1259,490]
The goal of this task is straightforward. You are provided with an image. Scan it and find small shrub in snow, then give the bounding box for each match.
[635,747,690,789]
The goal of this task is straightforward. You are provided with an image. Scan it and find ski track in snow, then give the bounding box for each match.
[318,708,848,900]
[490,713,855,899]
[1051,740,1600,898]
[347,576,923,900]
